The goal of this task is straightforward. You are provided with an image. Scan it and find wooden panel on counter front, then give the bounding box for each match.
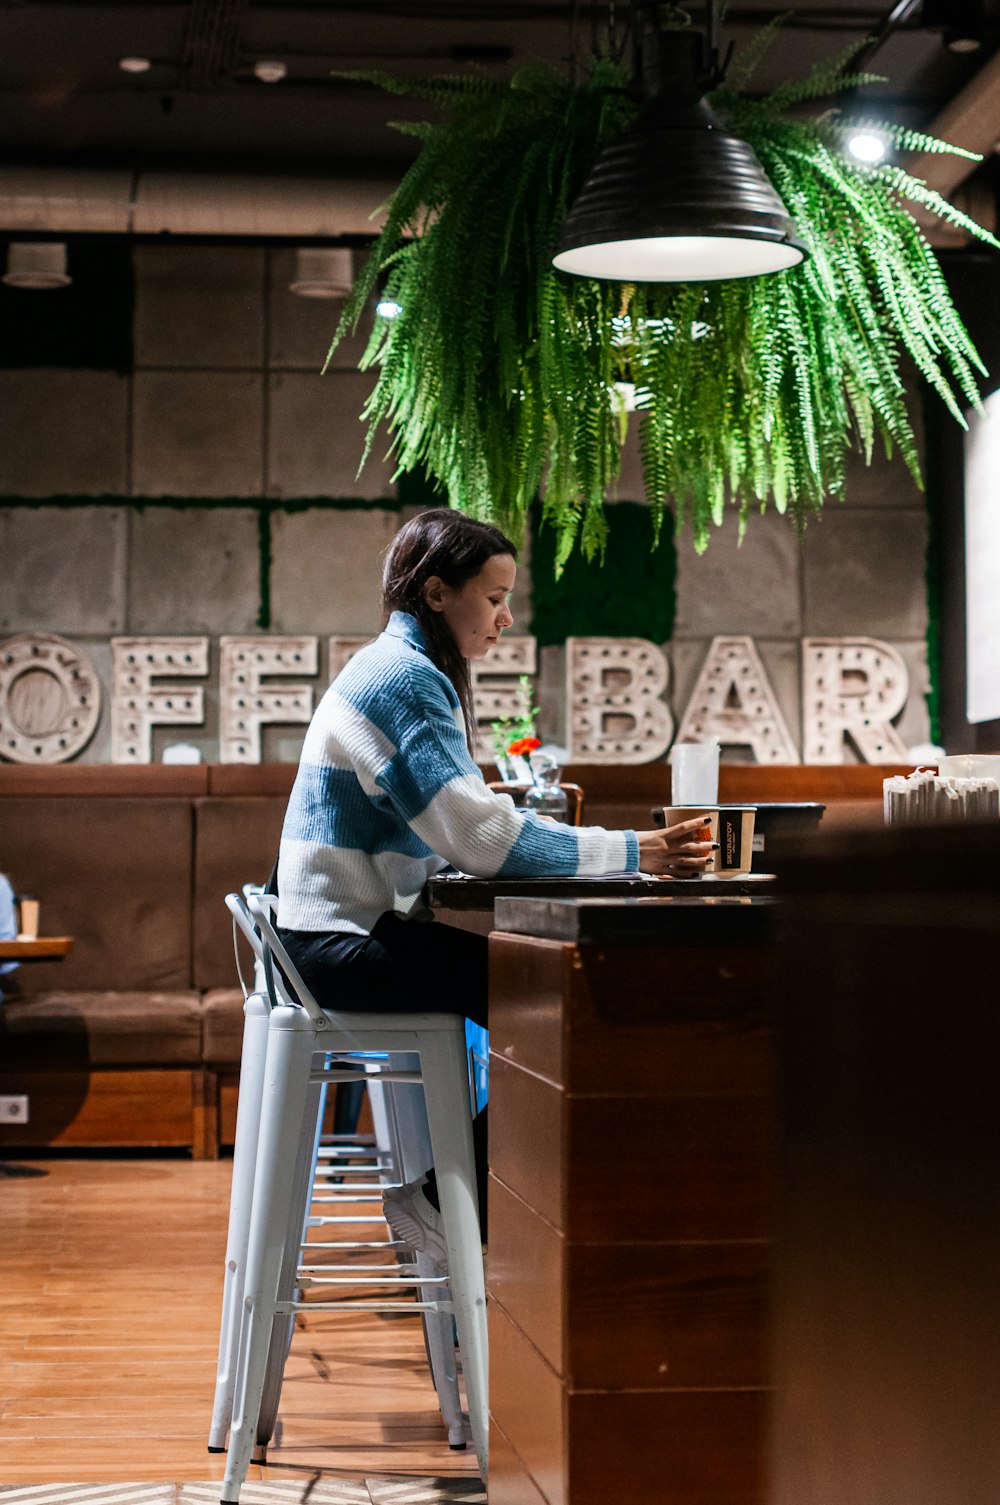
[489,934,772,1095]
[566,1390,767,1505]
[489,1418,551,1505]
[488,1175,564,1375]
[487,918,774,1505]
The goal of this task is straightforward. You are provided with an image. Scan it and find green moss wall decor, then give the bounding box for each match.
[530,501,676,648]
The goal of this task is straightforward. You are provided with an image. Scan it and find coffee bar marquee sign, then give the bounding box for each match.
[0,631,913,766]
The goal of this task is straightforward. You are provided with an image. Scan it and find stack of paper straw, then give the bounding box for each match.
[883,768,1000,824]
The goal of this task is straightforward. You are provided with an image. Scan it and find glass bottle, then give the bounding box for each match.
[524,753,568,822]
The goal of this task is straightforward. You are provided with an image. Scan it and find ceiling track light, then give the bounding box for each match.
[2,242,72,290]
[289,247,353,299]
[553,0,807,283]
[253,59,287,83]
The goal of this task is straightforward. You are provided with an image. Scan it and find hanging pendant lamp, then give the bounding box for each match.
[553,2,807,282]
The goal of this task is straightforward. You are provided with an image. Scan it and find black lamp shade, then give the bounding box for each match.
[553,100,807,282]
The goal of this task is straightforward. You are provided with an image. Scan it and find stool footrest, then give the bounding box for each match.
[276,1298,455,1315]
[299,1273,449,1286]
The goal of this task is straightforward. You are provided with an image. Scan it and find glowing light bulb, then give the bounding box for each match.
[376,298,403,319]
[253,60,287,83]
[848,132,887,165]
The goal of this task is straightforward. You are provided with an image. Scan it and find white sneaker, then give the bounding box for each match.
[383,1176,450,1267]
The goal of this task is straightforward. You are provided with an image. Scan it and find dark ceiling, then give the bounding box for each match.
[1,1,999,175]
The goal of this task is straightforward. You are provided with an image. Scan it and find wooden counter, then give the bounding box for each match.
[486,896,776,1505]
[770,822,1000,1505]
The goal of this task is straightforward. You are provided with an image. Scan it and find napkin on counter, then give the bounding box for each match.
[883,768,1000,824]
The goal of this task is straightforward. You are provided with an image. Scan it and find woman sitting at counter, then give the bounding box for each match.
[275,507,713,1255]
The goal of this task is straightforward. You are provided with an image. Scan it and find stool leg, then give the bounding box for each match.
[208,991,271,1452]
[417,1248,466,1448]
[384,1059,467,1450]
[419,1027,489,1479]
[221,1006,317,1504]
[254,1076,326,1458]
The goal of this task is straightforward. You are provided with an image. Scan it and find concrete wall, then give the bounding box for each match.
[0,245,931,763]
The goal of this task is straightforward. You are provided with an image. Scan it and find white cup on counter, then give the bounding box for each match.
[670,740,720,805]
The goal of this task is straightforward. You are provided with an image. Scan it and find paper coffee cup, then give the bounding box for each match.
[662,806,756,876]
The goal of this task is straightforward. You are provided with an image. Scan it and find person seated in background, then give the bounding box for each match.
[0,873,19,1002]
[274,508,714,1259]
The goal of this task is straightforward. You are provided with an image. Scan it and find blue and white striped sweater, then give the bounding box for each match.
[277,611,640,934]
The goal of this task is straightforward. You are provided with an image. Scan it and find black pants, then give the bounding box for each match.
[280,913,489,1229]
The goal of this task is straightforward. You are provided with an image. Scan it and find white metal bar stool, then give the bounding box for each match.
[217,895,487,1503]
[209,893,327,1457]
[209,895,467,1463]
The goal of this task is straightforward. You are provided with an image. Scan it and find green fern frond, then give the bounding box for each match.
[324,43,991,568]
[725,13,787,93]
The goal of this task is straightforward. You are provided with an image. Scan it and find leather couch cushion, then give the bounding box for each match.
[1,796,194,993]
[192,796,286,991]
[0,990,202,1067]
[201,987,246,1067]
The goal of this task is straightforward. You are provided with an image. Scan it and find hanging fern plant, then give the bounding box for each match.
[329,30,998,567]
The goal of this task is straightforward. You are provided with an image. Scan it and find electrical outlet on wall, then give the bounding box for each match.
[0,1096,29,1124]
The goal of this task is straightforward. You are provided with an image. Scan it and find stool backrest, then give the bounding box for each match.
[226,889,285,1009]
[247,893,330,1030]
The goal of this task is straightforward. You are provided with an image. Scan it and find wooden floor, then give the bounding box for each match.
[0,1157,481,1489]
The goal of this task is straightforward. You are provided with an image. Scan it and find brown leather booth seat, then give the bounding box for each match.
[0,760,901,1157]
[1,990,203,1067]
[0,764,292,1157]
[202,988,247,1067]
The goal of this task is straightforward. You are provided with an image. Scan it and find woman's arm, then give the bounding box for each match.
[376,668,638,877]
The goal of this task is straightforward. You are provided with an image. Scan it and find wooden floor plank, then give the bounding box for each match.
[0,1158,479,1485]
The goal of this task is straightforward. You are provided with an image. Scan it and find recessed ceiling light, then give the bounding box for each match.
[118,56,152,74]
[253,60,287,83]
[946,32,983,53]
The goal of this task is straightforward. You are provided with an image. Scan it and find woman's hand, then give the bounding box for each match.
[635,816,716,877]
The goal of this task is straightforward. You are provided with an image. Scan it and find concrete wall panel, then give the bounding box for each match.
[126,506,260,633]
[134,246,265,369]
[132,371,264,497]
[266,370,395,500]
[268,505,397,635]
[0,371,128,497]
[839,444,924,508]
[674,508,802,639]
[801,507,928,638]
[0,506,127,634]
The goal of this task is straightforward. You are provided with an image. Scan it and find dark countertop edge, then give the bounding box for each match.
[493,894,776,945]
[427,873,775,910]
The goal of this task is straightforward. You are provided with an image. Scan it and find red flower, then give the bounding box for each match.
[507,736,540,757]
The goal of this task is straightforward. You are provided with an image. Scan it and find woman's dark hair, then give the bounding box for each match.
[382,507,517,750]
